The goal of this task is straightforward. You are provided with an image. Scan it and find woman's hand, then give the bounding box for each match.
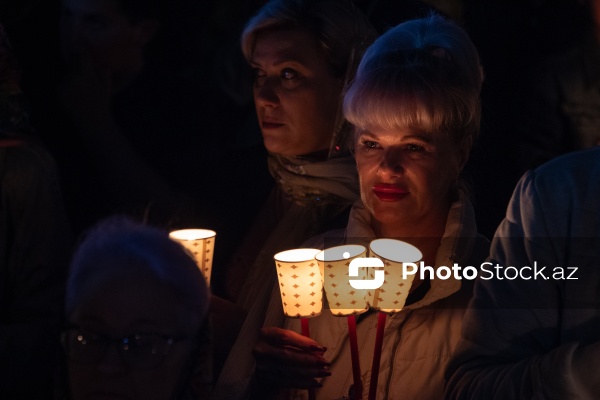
[253,327,331,389]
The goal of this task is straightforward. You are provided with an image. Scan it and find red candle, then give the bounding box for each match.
[369,312,387,400]
[300,317,316,400]
[301,317,310,338]
[347,315,363,400]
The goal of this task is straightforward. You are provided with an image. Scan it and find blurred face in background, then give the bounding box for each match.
[66,270,199,400]
[60,0,157,85]
[250,28,343,157]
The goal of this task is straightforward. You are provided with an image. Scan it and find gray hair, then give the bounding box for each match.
[65,217,209,325]
[343,13,483,148]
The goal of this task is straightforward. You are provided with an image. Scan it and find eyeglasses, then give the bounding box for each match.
[62,327,188,370]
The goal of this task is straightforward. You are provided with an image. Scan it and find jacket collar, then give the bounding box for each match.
[344,191,479,309]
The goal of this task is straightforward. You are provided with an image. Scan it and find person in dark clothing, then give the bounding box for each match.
[0,24,72,399]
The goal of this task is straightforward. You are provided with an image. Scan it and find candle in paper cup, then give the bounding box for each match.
[316,244,369,316]
[368,238,422,313]
[274,248,323,318]
[169,229,216,286]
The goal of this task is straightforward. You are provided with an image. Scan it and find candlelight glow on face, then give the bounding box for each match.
[342,17,482,240]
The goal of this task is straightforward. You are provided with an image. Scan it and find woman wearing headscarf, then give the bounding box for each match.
[210,1,377,398]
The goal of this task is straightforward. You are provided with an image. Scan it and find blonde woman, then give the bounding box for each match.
[253,14,490,399]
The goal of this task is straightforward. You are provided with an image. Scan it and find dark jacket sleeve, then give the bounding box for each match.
[0,145,72,397]
[444,169,600,399]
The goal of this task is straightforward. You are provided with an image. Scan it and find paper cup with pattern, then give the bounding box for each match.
[169,229,216,286]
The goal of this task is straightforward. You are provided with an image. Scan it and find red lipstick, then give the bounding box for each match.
[372,184,408,202]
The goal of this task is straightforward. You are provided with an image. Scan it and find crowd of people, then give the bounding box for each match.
[1,0,599,399]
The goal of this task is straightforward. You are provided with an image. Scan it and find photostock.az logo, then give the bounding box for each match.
[348,256,385,290]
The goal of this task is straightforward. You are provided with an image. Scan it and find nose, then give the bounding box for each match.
[96,341,127,375]
[377,148,404,177]
[254,77,280,108]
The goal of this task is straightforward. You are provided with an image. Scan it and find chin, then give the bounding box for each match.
[263,139,287,155]
[374,212,406,227]
[371,204,409,227]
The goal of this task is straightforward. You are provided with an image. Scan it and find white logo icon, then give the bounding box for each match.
[348,257,385,289]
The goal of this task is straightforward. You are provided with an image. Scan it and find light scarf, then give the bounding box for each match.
[266,153,360,207]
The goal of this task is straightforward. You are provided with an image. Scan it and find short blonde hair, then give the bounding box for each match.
[343,14,483,147]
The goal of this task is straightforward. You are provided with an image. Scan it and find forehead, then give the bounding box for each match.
[358,128,436,142]
[69,272,188,333]
[357,128,458,150]
[250,28,326,68]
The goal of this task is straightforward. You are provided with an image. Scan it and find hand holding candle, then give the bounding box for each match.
[252,327,330,391]
[274,248,324,400]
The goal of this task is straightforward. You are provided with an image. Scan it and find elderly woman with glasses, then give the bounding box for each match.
[253,14,490,399]
[63,217,210,400]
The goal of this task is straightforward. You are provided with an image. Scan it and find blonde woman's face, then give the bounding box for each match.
[250,28,343,157]
[354,128,464,233]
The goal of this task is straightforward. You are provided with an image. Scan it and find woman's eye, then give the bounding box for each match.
[253,69,266,86]
[361,140,380,150]
[280,68,298,80]
[406,144,425,152]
